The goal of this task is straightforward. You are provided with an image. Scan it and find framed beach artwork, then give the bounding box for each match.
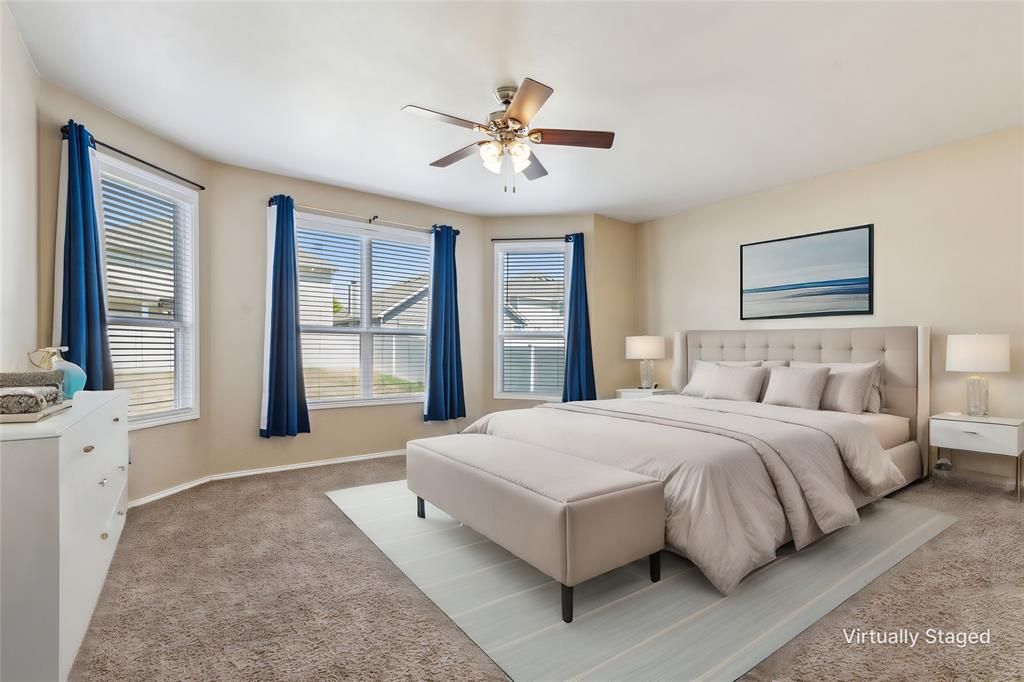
[740,224,873,320]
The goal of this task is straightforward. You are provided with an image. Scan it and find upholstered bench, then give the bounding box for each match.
[406,433,665,623]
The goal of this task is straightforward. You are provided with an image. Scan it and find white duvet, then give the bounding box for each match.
[463,395,905,594]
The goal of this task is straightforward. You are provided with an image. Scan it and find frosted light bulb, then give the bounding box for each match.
[507,140,532,173]
[478,141,503,174]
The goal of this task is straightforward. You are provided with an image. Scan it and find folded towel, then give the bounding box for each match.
[0,370,65,389]
[0,386,62,414]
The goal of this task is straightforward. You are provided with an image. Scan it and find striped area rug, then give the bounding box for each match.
[328,480,953,681]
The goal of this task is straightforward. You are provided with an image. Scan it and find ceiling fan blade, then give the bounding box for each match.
[506,78,553,126]
[403,105,484,130]
[523,151,548,181]
[429,142,484,168]
[532,129,615,149]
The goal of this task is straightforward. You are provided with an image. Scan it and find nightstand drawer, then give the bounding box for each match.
[930,419,1022,456]
[617,388,675,398]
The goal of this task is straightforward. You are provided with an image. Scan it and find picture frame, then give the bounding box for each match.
[740,224,874,320]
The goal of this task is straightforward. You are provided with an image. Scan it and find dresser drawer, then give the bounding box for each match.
[930,419,1022,456]
[60,400,128,492]
[60,397,129,542]
[59,482,126,679]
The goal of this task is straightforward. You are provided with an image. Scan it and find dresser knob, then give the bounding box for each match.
[112,417,120,422]
[98,478,108,487]
[116,511,124,517]
[83,445,95,454]
[100,532,109,540]
[118,465,126,471]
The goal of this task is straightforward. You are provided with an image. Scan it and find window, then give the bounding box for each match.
[296,213,430,407]
[493,241,571,399]
[97,154,198,426]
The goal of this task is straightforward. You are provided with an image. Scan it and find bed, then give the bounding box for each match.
[462,326,930,594]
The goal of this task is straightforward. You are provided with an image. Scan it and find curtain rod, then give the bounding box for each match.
[61,125,206,191]
[289,202,458,236]
[491,236,565,242]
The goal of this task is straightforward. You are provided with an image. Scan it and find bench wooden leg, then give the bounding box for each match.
[561,584,573,623]
[649,551,661,583]
[416,497,425,518]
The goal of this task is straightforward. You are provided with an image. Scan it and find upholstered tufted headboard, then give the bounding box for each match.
[676,327,930,462]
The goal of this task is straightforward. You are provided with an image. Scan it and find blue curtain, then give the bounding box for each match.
[260,195,310,438]
[562,233,596,402]
[424,225,466,421]
[59,120,114,390]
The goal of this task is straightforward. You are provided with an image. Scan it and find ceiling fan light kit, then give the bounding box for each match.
[404,77,615,191]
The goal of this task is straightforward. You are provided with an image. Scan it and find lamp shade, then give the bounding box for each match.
[945,334,1010,373]
[626,335,666,360]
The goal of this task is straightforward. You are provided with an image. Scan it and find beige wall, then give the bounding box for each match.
[592,215,639,395]
[0,4,39,370]
[30,80,637,500]
[637,127,1024,475]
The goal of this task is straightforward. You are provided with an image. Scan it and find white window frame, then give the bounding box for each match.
[493,240,572,401]
[96,152,200,431]
[295,211,431,410]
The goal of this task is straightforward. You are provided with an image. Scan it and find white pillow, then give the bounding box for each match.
[790,361,882,413]
[762,366,831,410]
[681,360,762,397]
[704,364,767,402]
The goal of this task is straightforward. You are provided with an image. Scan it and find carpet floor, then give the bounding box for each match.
[72,458,1023,681]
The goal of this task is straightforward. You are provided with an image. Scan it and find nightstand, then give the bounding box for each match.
[930,414,1024,502]
[616,388,676,398]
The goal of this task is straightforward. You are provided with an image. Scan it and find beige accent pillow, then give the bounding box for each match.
[762,366,831,410]
[821,366,875,413]
[704,364,767,402]
[790,361,882,413]
[758,360,789,401]
[681,360,762,397]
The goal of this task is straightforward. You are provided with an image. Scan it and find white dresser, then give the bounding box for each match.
[1,390,129,681]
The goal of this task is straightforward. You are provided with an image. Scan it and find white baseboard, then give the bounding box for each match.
[128,449,405,508]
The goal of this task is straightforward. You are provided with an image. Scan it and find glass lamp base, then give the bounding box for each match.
[965,375,988,417]
[639,359,654,390]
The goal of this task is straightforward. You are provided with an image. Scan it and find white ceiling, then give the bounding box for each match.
[9,1,1023,223]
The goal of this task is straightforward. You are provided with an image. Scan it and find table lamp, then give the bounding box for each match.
[626,336,665,390]
[945,334,1010,416]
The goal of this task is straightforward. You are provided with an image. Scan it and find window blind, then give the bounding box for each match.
[100,173,196,419]
[495,245,568,398]
[372,240,430,329]
[296,221,429,405]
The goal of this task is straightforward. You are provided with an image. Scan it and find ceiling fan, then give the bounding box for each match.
[403,77,615,191]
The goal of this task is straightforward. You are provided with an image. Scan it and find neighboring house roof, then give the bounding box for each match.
[504,305,527,327]
[502,272,564,329]
[374,273,429,324]
[297,249,337,275]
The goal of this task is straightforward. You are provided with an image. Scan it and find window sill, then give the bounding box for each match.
[309,396,424,410]
[128,409,200,432]
[493,393,562,402]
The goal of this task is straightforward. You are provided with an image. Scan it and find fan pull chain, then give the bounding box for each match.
[500,146,518,193]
